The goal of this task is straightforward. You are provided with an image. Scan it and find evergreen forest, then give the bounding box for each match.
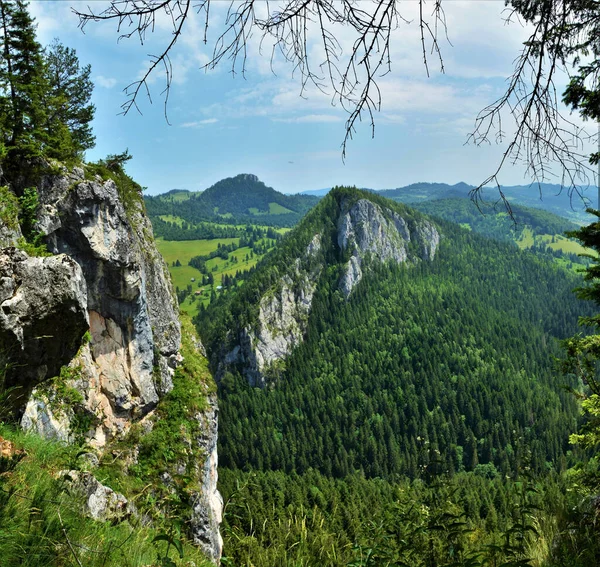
[198,188,600,566]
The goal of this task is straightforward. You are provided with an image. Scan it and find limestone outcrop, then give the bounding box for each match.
[221,234,322,387]
[0,248,88,406]
[30,166,181,442]
[190,393,224,562]
[337,198,440,296]
[60,470,133,522]
[218,195,440,388]
[0,164,222,563]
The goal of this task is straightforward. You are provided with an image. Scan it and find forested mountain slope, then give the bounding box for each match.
[198,188,590,479]
[145,173,318,228]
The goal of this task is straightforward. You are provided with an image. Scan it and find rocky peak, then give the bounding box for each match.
[216,191,440,390]
[0,164,222,563]
[337,197,440,296]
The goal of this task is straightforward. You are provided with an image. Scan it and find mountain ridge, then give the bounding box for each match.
[145,173,318,227]
[198,187,589,479]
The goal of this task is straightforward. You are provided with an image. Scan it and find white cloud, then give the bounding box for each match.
[95,75,117,89]
[181,118,218,128]
[273,114,343,124]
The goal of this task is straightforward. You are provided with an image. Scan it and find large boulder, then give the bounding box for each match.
[0,248,88,407]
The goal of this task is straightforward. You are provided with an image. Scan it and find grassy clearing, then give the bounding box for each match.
[157,237,239,295]
[516,227,536,249]
[516,228,588,255]
[248,202,294,215]
[542,234,588,255]
[0,424,212,567]
[158,214,185,226]
[157,237,239,263]
[158,190,191,202]
[158,235,278,317]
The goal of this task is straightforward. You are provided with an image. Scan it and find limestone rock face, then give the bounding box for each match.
[0,248,88,402]
[218,197,440,388]
[190,393,224,561]
[60,470,133,522]
[0,220,22,248]
[337,198,440,296]
[0,166,222,563]
[221,234,322,387]
[21,395,71,442]
[27,168,181,445]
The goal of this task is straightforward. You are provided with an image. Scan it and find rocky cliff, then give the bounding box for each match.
[337,197,440,296]
[222,234,322,387]
[218,191,440,388]
[0,164,222,563]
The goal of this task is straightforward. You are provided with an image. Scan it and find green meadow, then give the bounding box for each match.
[156,236,276,317]
[516,227,588,255]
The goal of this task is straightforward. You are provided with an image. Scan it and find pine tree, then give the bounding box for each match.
[0,0,47,164]
[44,39,95,157]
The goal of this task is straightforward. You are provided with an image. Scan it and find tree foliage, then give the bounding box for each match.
[44,39,96,155]
[0,0,95,179]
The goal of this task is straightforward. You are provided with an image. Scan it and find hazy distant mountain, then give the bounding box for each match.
[145,173,319,227]
[377,182,595,225]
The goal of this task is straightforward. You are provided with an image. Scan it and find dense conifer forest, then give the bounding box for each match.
[197,189,600,565]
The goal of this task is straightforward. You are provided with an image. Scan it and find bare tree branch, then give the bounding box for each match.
[467,0,599,210]
[74,0,449,159]
[73,0,600,204]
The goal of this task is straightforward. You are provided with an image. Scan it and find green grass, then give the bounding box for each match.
[248,202,294,216]
[543,234,588,255]
[0,424,212,567]
[158,190,191,202]
[159,214,186,226]
[157,236,277,317]
[516,227,536,248]
[157,237,239,292]
[516,228,588,255]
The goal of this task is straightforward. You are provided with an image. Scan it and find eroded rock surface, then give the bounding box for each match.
[0,248,88,401]
[337,198,440,296]
[26,168,181,445]
[221,234,322,387]
[190,393,224,562]
[60,470,133,522]
[0,166,222,563]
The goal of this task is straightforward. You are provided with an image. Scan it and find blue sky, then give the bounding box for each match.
[29,1,595,196]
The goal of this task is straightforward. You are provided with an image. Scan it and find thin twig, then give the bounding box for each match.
[58,509,84,567]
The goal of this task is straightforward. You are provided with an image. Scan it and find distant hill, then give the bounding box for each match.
[301,182,596,225]
[414,197,575,235]
[377,182,595,225]
[145,174,319,228]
